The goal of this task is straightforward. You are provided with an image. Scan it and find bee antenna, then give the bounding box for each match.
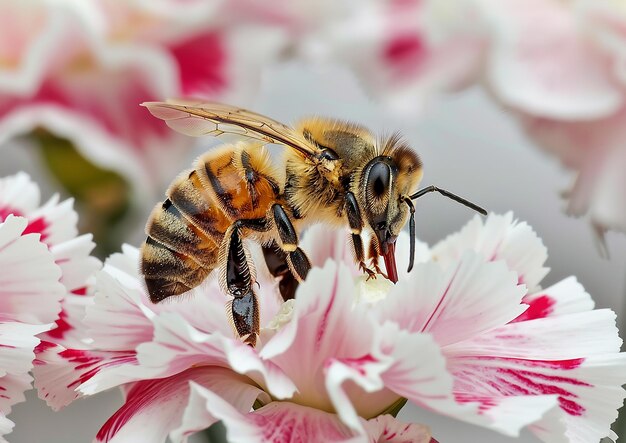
[402,197,416,273]
[404,186,486,274]
[409,185,487,216]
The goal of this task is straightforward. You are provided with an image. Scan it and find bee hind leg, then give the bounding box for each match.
[221,223,260,346]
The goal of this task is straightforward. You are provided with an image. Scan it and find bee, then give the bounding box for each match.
[140,99,486,346]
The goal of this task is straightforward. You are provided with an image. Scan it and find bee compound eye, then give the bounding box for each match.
[368,161,391,197]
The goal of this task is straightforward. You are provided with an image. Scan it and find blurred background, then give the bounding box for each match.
[1,1,625,442]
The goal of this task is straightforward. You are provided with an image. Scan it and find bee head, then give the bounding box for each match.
[360,144,422,282]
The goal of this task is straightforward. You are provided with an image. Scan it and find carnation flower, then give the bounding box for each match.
[0,172,100,440]
[34,213,626,442]
[414,0,626,237]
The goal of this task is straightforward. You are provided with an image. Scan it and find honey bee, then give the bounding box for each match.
[140,99,486,346]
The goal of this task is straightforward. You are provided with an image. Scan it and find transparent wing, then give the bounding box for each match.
[142,99,320,158]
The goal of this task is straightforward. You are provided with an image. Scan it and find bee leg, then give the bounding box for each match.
[345,192,377,278]
[368,234,389,280]
[262,243,299,301]
[221,224,260,346]
[272,204,311,283]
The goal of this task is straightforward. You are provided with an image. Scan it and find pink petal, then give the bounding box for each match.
[362,414,432,443]
[0,215,64,324]
[96,366,262,443]
[325,322,450,434]
[487,0,622,119]
[169,32,227,96]
[175,383,432,443]
[431,212,548,291]
[379,252,526,347]
[260,262,378,413]
[519,108,626,234]
[300,224,355,271]
[133,312,296,400]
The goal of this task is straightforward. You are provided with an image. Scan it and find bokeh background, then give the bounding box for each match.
[1,1,625,442]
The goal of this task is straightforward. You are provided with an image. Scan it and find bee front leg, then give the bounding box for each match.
[220,223,260,347]
[345,192,377,278]
[368,234,388,280]
[272,204,311,284]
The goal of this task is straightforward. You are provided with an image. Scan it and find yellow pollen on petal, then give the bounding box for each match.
[356,275,394,305]
[265,299,295,331]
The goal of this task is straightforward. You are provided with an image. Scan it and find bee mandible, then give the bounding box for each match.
[140,100,487,346]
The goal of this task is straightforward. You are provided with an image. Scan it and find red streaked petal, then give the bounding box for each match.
[96,367,262,443]
[33,342,138,410]
[175,384,432,443]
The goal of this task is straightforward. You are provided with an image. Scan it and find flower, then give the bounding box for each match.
[0,1,286,201]
[414,0,626,237]
[0,172,100,440]
[34,213,626,442]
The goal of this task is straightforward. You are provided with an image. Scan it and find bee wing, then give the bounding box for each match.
[141,99,320,158]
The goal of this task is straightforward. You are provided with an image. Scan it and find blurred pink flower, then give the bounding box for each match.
[410,0,626,237]
[483,0,626,237]
[34,215,626,442]
[0,1,285,197]
[0,172,100,440]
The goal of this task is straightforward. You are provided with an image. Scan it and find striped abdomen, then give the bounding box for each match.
[141,143,281,302]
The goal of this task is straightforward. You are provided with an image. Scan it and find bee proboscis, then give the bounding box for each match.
[140,99,486,346]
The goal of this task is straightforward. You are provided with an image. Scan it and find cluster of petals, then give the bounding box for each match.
[34,211,626,443]
[0,0,286,199]
[0,172,100,441]
[350,0,626,236]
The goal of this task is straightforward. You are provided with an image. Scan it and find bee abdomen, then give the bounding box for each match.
[167,170,229,244]
[141,237,211,302]
[142,197,218,302]
[146,199,217,265]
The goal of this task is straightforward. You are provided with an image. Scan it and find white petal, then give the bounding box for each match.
[170,379,270,443]
[27,196,78,246]
[260,262,377,411]
[0,172,40,217]
[0,415,13,442]
[446,309,622,359]
[431,212,549,292]
[380,252,526,347]
[0,215,64,324]
[49,234,101,294]
[130,313,296,400]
